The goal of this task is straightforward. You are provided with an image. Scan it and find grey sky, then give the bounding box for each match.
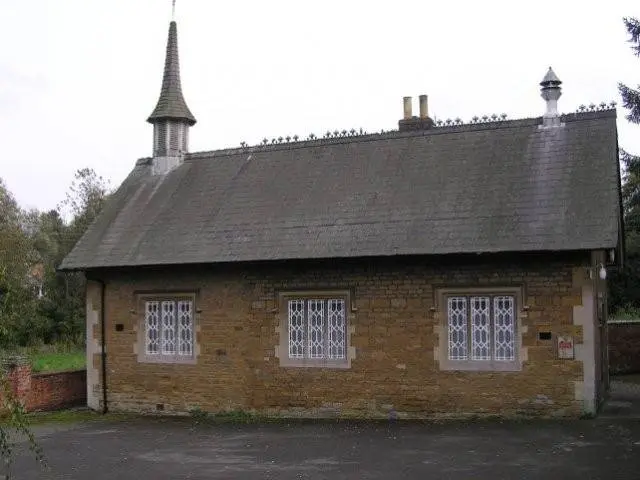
[1,0,639,212]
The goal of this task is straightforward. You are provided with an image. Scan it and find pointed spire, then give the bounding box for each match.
[147,21,196,125]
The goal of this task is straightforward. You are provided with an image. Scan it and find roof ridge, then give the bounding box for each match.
[186,108,616,160]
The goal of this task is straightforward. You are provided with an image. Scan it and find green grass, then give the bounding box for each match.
[1,344,86,373]
[1,409,132,427]
[30,350,85,373]
[24,409,102,425]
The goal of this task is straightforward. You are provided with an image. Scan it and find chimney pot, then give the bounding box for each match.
[398,94,434,132]
[403,96,412,120]
[419,95,428,119]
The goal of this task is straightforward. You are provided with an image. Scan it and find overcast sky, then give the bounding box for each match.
[1,0,639,212]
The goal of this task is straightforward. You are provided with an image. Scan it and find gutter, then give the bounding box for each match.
[95,278,108,414]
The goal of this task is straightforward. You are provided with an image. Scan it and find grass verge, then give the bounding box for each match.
[2,344,86,373]
[23,409,134,427]
[30,351,85,373]
[25,409,103,426]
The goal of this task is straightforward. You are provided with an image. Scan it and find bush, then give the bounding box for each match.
[0,366,47,478]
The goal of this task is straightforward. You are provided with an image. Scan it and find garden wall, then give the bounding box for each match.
[609,320,640,375]
[2,359,86,411]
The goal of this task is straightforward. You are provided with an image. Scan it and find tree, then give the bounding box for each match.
[0,169,111,476]
[619,17,640,234]
[620,149,640,254]
[0,180,47,467]
[1,366,46,479]
[60,167,109,233]
[38,168,111,344]
[619,17,640,123]
[0,168,110,347]
[0,180,41,346]
[610,17,640,313]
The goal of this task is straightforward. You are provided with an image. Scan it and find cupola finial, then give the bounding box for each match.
[172,0,176,20]
[540,67,562,127]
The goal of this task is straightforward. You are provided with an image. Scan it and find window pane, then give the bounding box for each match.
[307,300,325,359]
[493,296,515,361]
[470,296,490,360]
[177,300,193,356]
[145,301,160,354]
[161,301,176,355]
[447,297,468,360]
[328,299,346,359]
[288,300,305,358]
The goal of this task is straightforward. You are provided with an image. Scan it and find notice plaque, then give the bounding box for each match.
[557,336,574,359]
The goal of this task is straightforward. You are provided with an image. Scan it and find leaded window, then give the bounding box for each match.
[446,294,516,363]
[144,298,194,362]
[287,298,346,362]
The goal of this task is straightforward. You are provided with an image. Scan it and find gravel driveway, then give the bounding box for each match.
[7,380,640,479]
[6,415,640,479]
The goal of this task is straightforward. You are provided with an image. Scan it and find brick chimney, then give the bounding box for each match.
[398,94,434,132]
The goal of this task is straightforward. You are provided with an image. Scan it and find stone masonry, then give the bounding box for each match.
[88,251,603,418]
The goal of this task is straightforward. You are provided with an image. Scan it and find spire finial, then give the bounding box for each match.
[147,19,196,126]
[172,0,176,20]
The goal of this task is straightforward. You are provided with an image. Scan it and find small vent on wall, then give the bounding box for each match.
[539,332,552,341]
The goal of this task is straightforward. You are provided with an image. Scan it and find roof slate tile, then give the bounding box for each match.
[60,111,621,270]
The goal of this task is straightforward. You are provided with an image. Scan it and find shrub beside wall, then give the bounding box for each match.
[609,320,640,375]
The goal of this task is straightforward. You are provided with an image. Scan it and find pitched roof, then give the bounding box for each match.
[147,21,196,125]
[60,110,621,270]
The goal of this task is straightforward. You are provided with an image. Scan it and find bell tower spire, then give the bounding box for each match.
[147,6,196,173]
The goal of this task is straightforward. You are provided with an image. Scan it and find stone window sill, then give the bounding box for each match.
[138,355,197,365]
[439,360,521,372]
[279,358,351,369]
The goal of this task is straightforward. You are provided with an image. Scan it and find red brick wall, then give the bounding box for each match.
[27,370,87,411]
[2,363,86,412]
[609,322,640,374]
[5,362,31,400]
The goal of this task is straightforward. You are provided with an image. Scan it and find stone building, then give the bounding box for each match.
[61,18,623,418]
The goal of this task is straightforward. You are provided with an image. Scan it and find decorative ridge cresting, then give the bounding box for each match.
[576,101,617,113]
[182,102,617,160]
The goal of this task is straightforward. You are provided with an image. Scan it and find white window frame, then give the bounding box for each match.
[437,287,522,372]
[138,294,196,364]
[278,291,352,368]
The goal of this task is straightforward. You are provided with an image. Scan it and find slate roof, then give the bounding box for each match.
[147,21,196,125]
[541,67,561,85]
[60,110,621,270]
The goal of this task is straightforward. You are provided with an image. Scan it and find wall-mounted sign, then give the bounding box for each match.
[557,335,574,359]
